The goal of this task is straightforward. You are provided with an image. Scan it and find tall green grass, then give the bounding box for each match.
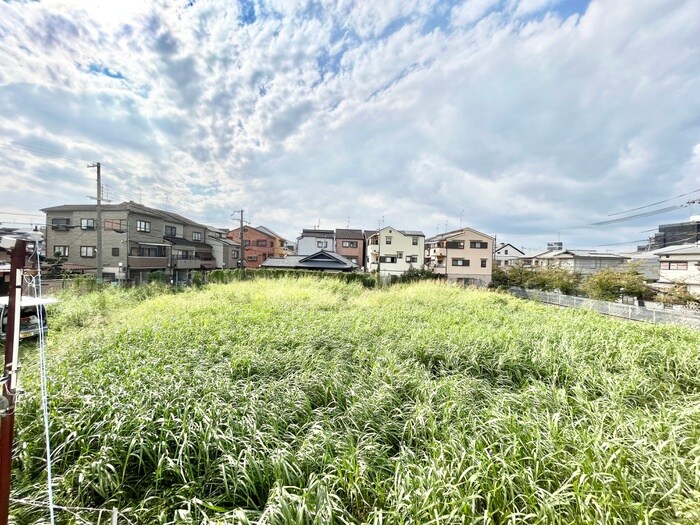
[11,278,700,524]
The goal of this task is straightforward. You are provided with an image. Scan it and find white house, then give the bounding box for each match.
[365,227,424,276]
[656,244,700,295]
[297,229,335,255]
[494,243,524,267]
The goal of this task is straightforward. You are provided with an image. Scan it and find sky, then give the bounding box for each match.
[0,0,699,252]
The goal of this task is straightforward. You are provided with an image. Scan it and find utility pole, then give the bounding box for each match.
[88,163,103,283]
[0,239,26,525]
[231,210,245,268]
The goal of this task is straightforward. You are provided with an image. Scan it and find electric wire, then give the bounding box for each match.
[607,187,700,216]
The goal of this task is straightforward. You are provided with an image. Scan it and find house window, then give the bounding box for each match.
[446,241,464,249]
[342,240,358,248]
[661,262,688,270]
[452,258,470,266]
[80,246,96,258]
[136,246,165,257]
[247,255,258,261]
[412,237,418,245]
[136,220,151,232]
[53,245,69,257]
[112,248,119,256]
[470,241,488,249]
[192,232,202,241]
[165,226,177,236]
[104,219,127,231]
[504,249,509,255]
[232,249,239,258]
[257,239,268,247]
[386,236,392,245]
[397,251,403,259]
[380,256,397,263]
[481,259,488,268]
[51,218,70,231]
[317,240,328,248]
[406,255,418,263]
[80,218,96,230]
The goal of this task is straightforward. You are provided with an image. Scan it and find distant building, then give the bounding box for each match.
[227,226,277,269]
[365,227,425,276]
[255,226,291,257]
[494,243,525,267]
[334,229,365,266]
[520,248,628,276]
[425,227,494,286]
[297,229,335,255]
[42,202,218,284]
[261,250,359,272]
[644,217,700,250]
[655,244,700,295]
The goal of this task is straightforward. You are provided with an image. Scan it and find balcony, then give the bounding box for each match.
[171,255,216,270]
[128,256,168,269]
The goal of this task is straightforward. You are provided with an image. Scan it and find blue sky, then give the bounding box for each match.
[0,0,699,251]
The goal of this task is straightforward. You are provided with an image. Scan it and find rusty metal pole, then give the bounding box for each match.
[0,239,26,525]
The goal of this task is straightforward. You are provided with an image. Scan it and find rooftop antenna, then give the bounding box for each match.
[459,209,464,228]
[346,217,350,229]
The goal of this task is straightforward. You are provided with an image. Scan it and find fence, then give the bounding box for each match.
[508,287,700,330]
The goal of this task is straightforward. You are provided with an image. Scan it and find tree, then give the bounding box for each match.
[581,264,649,301]
[44,252,68,279]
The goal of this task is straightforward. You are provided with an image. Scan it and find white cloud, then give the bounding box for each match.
[0,0,699,251]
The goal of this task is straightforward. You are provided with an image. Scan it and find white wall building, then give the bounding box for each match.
[297,229,335,256]
[365,227,424,276]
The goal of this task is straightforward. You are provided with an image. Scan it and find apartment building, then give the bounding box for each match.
[42,202,219,283]
[425,227,494,286]
[255,226,291,257]
[365,227,425,276]
[334,229,364,265]
[226,225,277,268]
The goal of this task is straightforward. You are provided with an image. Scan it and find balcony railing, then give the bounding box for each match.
[128,256,168,269]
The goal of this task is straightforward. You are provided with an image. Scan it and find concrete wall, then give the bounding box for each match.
[509,287,700,329]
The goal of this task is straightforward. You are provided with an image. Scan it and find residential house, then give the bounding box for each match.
[226,225,276,268]
[520,248,628,276]
[425,227,494,286]
[655,244,700,295]
[334,229,364,266]
[494,243,525,267]
[261,250,359,272]
[207,228,240,271]
[42,202,217,284]
[297,229,335,255]
[255,226,291,257]
[365,227,425,277]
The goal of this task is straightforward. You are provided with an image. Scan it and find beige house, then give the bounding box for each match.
[365,227,425,276]
[425,227,494,286]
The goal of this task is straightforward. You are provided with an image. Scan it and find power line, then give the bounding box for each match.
[608,187,700,216]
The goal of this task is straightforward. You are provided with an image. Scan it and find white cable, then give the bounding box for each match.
[33,239,56,525]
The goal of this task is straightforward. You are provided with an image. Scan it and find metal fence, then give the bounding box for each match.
[508,287,700,329]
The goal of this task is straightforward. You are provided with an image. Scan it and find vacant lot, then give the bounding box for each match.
[12,278,700,524]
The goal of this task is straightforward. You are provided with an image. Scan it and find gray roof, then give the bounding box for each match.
[426,227,491,243]
[300,229,335,238]
[335,228,364,239]
[261,250,359,271]
[256,225,286,240]
[42,201,209,229]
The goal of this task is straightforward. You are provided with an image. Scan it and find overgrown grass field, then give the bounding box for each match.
[12,278,700,524]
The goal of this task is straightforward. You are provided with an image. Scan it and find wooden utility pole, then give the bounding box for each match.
[88,163,103,283]
[0,239,26,525]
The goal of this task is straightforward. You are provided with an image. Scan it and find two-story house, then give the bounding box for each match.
[226,225,277,268]
[297,229,335,256]
[42,202,218,284]
[365,227,425,276]
[334,229,364,266]
[207,228,240,271]
[255,226,290,257]
[494,243,525,267]
[425,227,494,286]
